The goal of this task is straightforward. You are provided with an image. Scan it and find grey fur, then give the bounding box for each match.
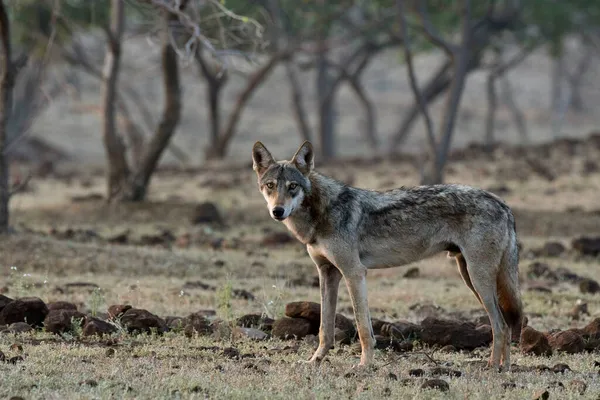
[252,141,523,371]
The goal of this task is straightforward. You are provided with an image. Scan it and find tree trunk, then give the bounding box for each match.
[127,8,182,201]
[0,1,14,234]
[101,0,130,200]
[317,50,336,161]
[285,60,312,142]
[500,76,528,144]
[347,74,377,150]
[568,50,592,112]
[484,72,497,152]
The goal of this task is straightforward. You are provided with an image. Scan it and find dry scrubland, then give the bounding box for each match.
[0,133,600,399]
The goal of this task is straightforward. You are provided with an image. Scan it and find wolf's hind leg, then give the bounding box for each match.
[463,255,509,371]
[455,253,483,306]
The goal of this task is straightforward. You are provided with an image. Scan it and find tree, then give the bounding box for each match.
[0,1,29,234]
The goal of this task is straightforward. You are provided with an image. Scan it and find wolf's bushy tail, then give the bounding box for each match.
[497,213,523,342]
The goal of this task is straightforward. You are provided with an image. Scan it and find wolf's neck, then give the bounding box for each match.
[283,172,342,245]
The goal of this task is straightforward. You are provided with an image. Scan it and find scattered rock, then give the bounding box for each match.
[222,347,240,359]
[284,301,355,337]
[64,282,99,290]
[419,317,492,350]
[571,236,600,256]
[44,309,86,334]
[106,230,129,244]
[568,301,589,320]
[182,281,215,290]
[520,326,552,356]
[548,331,584,354]
[164,316,185,330]
[409,303,445,318]
[535,242,566,257]
[420,379,449,392]
[0,294,13,312]
[373,336,413,352]
[7,322,33,334]
[0,297,49,327]
[409,368,424,377]
[430,367,462,377]
[403,267,420,278]
[47,301,78,311]
[236,314,274,332]
[380,320,420,340]
[551,363,571,373]
[527,262,557,281]
[532,389,549,400]
[120,308,168,335]
[527,283,553,294]
[107,304,132,319]
[501,381,517,390]
[439,345,457,353]
[261,232,294,246]
[271,317,312,340]
[232,288,255,301]
[568,379,587,395]
[234,327,268,341]
[191,202,223,225]
[79,379,98,387]
[579,278,600,294]
[555,267,581,283]
[82,318,118,337]
[581,318,600,339]
[183,312,213,337]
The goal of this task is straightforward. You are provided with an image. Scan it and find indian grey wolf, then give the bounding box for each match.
[252,140,523,371]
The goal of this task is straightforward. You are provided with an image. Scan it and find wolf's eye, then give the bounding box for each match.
[289,183,298,190]
[265,182,275,189]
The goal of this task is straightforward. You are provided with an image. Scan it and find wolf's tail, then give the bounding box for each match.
[497,212,523,342]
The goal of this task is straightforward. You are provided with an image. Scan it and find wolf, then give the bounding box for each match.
[251,140,523,371]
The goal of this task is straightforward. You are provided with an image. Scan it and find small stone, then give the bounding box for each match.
[409,368,424,377]
[551,363,571,373]
[579,278,600,294]
[420,379,449,392]
[7,322,33,334]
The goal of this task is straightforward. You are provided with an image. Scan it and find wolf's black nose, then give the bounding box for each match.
[272,206,285,218]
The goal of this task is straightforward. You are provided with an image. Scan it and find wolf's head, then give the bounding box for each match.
[252,141,313,221]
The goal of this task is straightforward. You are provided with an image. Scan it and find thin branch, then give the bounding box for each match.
[417,2,458,57]
[397,0,437,156]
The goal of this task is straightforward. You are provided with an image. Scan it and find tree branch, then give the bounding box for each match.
[417,2,459,57]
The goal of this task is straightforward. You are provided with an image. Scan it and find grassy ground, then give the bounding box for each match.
[2,139,600,399]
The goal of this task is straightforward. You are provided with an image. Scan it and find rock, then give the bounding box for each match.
[334,327,353,345]
[0,294,13,312]
[261,232,294,246]
[235,314,274,332]
[7,322,33,333]
[183,312,213,337]
[44,309,86,334]
[555,267,581,283]
[548,331,585,354]
[419,317,492,350]
[120,308,168,335]
[572,236,600,256]
[191,202,223,225]
[527,262,557,281]
[371,318,386,336]
[403,267,420,278]
[536,242,566,257]
[551,363,571,373]
[0,297,49,327]
[47,301,78,311]
[532,389,549,400]
[581,318,600,339]
[409,368,424,377]
[520,326,552,356]
[284,301,355,336]
[579,278,600,294]
[373,335,412,352]
[107,304,132,319]
[568,301,589,320]
[232,289,255,301]
[430,367,462,377]
[271,317,312,340]
[82,318,118,337]
[527,283,553,293]
[439,345,457,353]
[501,381,517,390]
[568,379,587,395]
[164,316,185,330]
[420,379,449,392]
[380,320,420,340]
[234,327,268,341]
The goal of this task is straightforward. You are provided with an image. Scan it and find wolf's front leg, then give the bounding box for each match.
[344,268,375,367]
[308,263,342,363]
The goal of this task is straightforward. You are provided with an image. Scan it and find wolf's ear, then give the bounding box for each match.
[252,141,275,175]
[292,141,314,175]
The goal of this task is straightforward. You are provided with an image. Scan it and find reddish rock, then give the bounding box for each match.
[271,317,312,340]
[120,308,168,335]
[0,297,48,327]
[44,309,86,334]
[183,312,213,337]
[419,317,492,350]
[107,304,132,319]
[548,330,585,354]
[284,301,355,336]
[191,202,223,225]
[572,236,600,256]
[0,294,13,313]
[520,326,552,356]
[82,318,118,337]
[47,301,78,311]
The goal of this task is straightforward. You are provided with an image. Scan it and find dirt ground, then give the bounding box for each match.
[1,133,600,399]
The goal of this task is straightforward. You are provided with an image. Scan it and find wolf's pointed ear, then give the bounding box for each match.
[252,141,275,176]
[292,141,314,175]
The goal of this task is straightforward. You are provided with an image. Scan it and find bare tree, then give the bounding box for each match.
[0,1,28,233]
